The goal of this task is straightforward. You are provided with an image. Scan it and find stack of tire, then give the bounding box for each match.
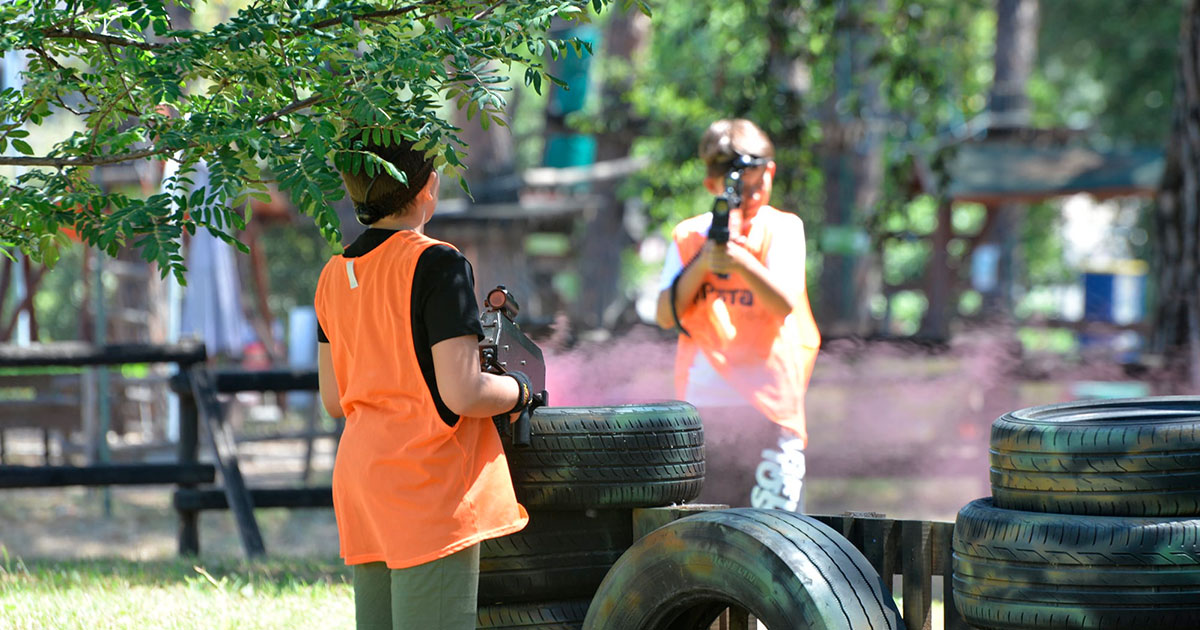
[953,396,1200,630]
[475,402,706,630]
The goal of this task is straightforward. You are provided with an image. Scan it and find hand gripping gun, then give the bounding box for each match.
[709,154,770,277]
[478,286,547,447]
[709,153,771,246]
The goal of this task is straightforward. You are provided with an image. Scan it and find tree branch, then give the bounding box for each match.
[472,0,506,21]
[0,148,164,168]
[308,0,442,30]
[39,27,165,51]
[256,94,326,125]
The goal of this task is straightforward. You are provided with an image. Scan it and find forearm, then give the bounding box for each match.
[734,259,797,318]
[448,371,522,418]
[655,258,709,329]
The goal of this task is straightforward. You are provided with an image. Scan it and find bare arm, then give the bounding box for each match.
[431,334,522,418]
[317,342,344,418]
[654,241,714,330]
[721,238,797,318]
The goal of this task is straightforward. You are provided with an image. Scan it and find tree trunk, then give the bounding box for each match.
[1153,0,1200,387]
[815,0,885,336]
[454,84,519,204]
[573,8,650,330]
[978,0,1038,317]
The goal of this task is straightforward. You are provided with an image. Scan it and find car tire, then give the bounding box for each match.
[953,497,1200,630]
[583,508,905,630]
[505,402,705,510]
[990,396,1200,516]
[479,509,632,604]
[477,600,590,630]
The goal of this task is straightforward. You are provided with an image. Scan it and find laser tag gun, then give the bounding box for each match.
[478,286,547,447]
[709,153,770,276]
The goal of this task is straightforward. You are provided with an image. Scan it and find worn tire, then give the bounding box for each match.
[477,600,589,629]
[990,396,1200,516]
[479,509,632,604]
[583,508,905,630]
[505,403,704,509]
[953,497,1200,630]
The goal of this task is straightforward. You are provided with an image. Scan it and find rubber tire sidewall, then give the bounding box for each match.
[990,396,1200,516]
[479,509,632,604]
[583,508,905,630]
[477,600,590,630]
[953,497,1200,630]
[505,402,705,510]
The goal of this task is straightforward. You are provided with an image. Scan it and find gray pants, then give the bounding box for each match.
[353,544,480,630]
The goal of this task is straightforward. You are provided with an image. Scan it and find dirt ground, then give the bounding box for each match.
[0,323,1162,562]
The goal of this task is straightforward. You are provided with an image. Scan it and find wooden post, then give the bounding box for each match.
[175,370,201,556]
[726,606,751,630]
[933,521,971,630]
[901,520,933,630]
[862,517,899,586]
[191,368,266,558]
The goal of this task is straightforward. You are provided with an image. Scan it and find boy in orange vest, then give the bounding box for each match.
[315,137,532,630]
[655,119,821,512]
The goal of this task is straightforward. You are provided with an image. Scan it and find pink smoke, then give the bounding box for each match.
[541,325,678,407]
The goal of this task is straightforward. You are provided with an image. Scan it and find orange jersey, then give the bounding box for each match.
[314,230,527,569]
[672,206,821,446]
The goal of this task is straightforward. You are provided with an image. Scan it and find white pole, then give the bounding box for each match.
[3,51,30,347]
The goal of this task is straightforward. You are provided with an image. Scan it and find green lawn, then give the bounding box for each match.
[0,552,354,630]
[0,550,952,630]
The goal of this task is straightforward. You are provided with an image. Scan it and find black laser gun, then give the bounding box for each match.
[709,154,770,275]
[478,286,547,447]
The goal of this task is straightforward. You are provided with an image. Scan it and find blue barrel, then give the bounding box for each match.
[1083,260,1147,325]
[1079,260,1147,363]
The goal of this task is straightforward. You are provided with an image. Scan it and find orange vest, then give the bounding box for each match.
[672,206,821,447]
[314,230,527,569]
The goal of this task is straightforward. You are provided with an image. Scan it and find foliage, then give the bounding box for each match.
[0,0,640,281]
[1033,0,1183,147]
[610,0,992,231]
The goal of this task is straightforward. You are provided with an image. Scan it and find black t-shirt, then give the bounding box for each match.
[317,228,485,427]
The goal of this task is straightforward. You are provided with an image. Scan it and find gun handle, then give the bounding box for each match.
[512,407,532,447]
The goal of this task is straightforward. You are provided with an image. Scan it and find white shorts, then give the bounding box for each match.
[750,430,806,512]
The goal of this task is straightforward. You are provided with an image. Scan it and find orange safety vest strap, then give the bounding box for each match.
[671,207,821,446]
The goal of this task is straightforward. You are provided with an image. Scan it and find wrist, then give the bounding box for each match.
[506,371,533,414]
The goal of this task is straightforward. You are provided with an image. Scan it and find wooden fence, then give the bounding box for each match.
[170,367,333,558]
[811,513,968,630]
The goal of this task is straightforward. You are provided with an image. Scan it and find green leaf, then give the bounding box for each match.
[11,139,32,155]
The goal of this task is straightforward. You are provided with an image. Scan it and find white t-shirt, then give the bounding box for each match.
[657,212,806,407]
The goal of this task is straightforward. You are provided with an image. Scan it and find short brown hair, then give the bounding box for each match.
[698,119,775,178]
[340,137,434,225]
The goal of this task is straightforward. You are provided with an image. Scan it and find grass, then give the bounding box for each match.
[0,552,354,630]
[0,549,954,630]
